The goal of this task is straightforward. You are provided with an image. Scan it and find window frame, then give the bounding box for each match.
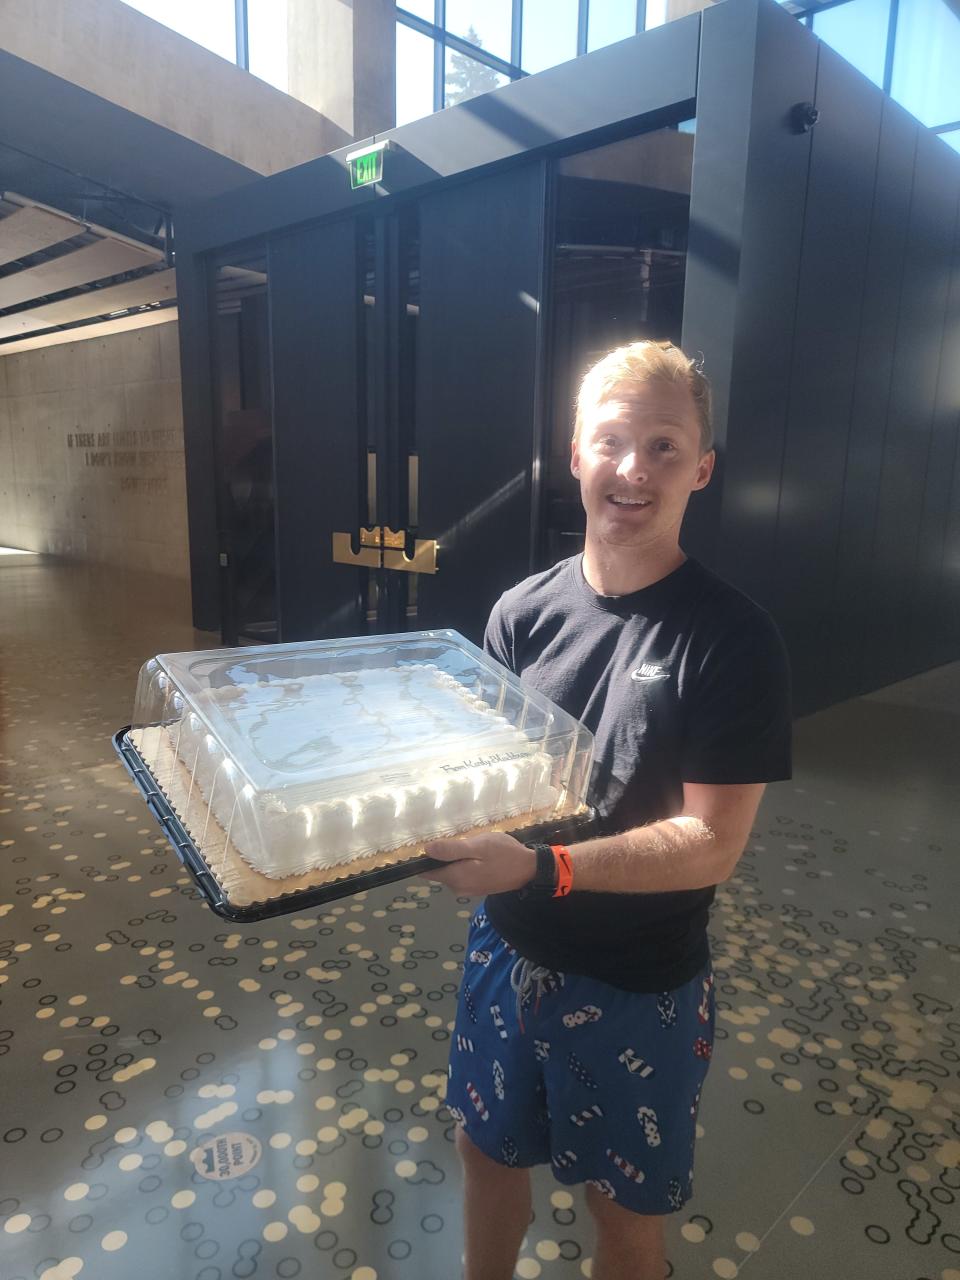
[395,1,646,110]
[233,0,960,138]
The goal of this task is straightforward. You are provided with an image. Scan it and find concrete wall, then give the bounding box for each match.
[287,0,396,140]
[666,0,718,19]
[0,321,190,580]
[0,0,349,174]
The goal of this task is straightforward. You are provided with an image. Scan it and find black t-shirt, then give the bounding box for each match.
[484,554,792,993]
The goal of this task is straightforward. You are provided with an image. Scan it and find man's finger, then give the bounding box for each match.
[422,838,473,863]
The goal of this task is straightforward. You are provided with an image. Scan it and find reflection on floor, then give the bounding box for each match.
[1,559,958,1280]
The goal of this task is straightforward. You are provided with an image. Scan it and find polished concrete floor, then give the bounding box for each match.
[1,558,958,1280]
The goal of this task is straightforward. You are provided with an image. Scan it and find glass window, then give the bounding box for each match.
[446,0,513,61]
[247,0,288,92]
[588,0,638,51]
[812,0,889,89]
[397,22,437,125]
[397,0,435,21]
[643,0,668,31]
[445,47,509,107]
[938,129,960,155]
[522,0,578,72]
[891,0,960,128]
[119,0,236,62]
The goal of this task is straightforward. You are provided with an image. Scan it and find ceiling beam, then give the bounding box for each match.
[0,266,176,340]
[0,305,177,356]
[0,236,162,311]
[0,204,84,267]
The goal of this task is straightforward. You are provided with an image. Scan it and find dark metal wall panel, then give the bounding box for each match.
[680,0,760,566]
[176,253,221,632]
[413,163,547,644]
[176,19,699,255]
[771,45,882,715]
[939,191,960,664]
[692,0,818,603]
[689,1,960,713]
[824,98,917,708]
[943,433,960,666]
[268,221,365,642]
[862,129,959,693]
[909,166,960,672]
[718,3,817,607]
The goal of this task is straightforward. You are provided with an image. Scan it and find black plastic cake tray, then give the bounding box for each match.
[113,727,597,922]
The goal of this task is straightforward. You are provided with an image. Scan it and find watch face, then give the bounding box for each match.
[534,844,558,891]
[519,845,553,900]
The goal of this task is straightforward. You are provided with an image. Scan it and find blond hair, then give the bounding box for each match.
[574,340,713,454]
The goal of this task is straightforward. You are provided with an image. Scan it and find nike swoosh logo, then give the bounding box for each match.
[630,666,668,682]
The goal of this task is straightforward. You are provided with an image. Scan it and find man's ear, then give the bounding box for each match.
[570,436,581,479]
[692,449,715,491]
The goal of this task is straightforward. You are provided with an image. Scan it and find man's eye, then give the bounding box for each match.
[654,440,677,453]
[597,436,619,449]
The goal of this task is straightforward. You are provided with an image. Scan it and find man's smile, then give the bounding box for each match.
[607,494,652,508]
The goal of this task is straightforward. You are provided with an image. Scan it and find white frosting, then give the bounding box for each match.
[168,663,559,877]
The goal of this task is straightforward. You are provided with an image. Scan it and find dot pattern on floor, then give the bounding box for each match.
[1,562,959,1279]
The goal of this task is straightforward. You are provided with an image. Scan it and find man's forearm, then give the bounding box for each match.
[423,795,758,898]
[567,816,738,895]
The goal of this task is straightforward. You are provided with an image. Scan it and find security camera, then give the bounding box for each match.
[791,102,820,134]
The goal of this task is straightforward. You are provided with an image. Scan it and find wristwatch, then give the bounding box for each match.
[518,843,559,901]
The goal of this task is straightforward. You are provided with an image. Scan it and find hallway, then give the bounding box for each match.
[1,557,958,1280]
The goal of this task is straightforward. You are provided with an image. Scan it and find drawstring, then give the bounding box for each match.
[510,957,557,1034]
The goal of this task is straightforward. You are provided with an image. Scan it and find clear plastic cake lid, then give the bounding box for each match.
[123,630,594,913]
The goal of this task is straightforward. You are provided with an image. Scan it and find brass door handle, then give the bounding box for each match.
[383,535,439,575]
[332,529,380,567]
[333,526,438,574]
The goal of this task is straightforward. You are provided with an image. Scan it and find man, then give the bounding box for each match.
[424,340,792,1280]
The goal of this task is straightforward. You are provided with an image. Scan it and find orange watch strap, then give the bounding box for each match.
[551,844,573,897]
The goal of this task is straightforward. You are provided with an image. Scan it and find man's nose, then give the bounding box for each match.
[617,451,647,482]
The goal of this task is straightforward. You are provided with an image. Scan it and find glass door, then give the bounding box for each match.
[210,245,276,646]
[265,208,427,644]
[412,161,549,644]
[257,160,548,648]
[361,206,424,635]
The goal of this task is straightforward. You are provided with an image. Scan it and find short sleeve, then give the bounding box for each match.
[680,609,792,784]
[483,595,516,673]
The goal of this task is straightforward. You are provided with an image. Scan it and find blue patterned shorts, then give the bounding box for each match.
[446,908,716,1215]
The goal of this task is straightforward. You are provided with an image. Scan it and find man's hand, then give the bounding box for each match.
[421,833,536,896]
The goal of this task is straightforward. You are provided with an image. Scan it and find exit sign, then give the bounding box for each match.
[347,141,388,189]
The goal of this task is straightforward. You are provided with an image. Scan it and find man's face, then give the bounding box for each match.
[571,379,715,549]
